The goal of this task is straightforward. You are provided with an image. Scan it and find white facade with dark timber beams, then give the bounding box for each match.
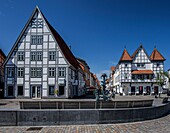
[4,7,85,99]
[111,45,165,95]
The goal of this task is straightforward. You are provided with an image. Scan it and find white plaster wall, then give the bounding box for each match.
[25,75,29,81]
[44,25,49,32]
[58,51,63,57]
[30,78,41,82]
[24,90,29,97]
[49,42,55,49]
[44,35,48,41]
[49,35,54,41]
[59,58,67,64]
[43,82,47,88]
[48,78,55,84]
[37,45,42,49]
[43,43,48,49]
[43,75,47,81]
[31,45,36,49]
[25,82,29,88]
[43,58,47,64]
[25,68,29,74]
[17,78,23,84]
[42,90,47,97]
[25,43,30,49]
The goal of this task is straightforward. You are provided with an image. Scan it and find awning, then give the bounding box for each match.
[132,70,154,75]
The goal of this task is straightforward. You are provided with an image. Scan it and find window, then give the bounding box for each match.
[59,67,66,77]
[37,35,43,44]
[31,35,43,45]
[31,52,43,61]
[37,68,42,77]
[31,35,37,44]
[8,68,14,77]
[31,68,36,77]
[49,68,55,77]
[18,52,24,61]
[18,68,24,77]
[31,68,42,77]
[37,52,42,61]
[49,86,55,95]
[137,63,145,68]
[125,64,127,67]
[49,51,56,61]
[157,63,160,67]
[18,86,23,96]
[31,52,36,61]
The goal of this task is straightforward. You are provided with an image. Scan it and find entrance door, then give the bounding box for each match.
[8,86,13,96]
[154,86,158,95]
[31,86,41,99]
[131,86,135,95]
[59,86,64,95]
[146,86,151,95]
[139,86,143,95]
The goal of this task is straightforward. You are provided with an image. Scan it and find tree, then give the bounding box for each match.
[156,71,170,90]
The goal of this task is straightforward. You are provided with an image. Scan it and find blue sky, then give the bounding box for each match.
[0,0,170,79]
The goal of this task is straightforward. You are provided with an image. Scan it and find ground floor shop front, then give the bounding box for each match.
[114,83,162,95]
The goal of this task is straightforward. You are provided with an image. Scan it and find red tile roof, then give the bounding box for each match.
[111,66,115,71]
[150,48,165,61]
[120,49,132,61]
[132,70,154,75]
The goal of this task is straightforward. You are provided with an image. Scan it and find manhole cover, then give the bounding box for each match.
[26,127,43,131]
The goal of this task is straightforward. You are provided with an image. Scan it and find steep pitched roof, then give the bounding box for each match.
[4,6,80,69]
[40,8,80,69]
[131,44,149,59]
[150,48,165,61]
[119,49,132,61]
[131,45,150,60]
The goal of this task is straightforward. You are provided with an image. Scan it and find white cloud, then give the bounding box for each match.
[108,61,117,66]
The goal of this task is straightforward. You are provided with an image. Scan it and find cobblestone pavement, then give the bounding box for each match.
[0,112,170,133]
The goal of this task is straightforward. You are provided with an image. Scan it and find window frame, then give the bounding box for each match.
[49,85,55,95]
[17,52,25,61]
[31,52,36,61]
[58,67,66,77]
[37,51,43,61]
[48,68,56,77]
[31,35,43,45]
[49,51,56,61]
[7,68,14,78]
[17,68,24,77]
